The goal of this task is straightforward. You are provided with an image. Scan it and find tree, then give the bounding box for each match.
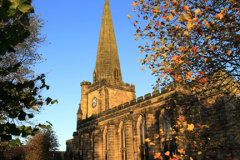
[0,11,48,84]
[24,128,60,160]
[129,0,240,159]
[0,0,57,152]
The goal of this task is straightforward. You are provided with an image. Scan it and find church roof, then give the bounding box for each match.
[94,0,122,83]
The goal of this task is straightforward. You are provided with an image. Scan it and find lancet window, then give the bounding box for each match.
[139,116,147,160]
[121,123,127,160]
[161,109,177,160]
[114,68,119,81]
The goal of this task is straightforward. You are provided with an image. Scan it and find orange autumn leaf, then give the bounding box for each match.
[154,153,163,159]
[178,115,185,122]
[150,36,153,41]
[160,73,165,77]
[162,15,167,20]
[191,46,196,51]
[183,5,189,12]
[130,2,138,7]
[204,20,209,26]
[197,71,205,75]
[136,33,139,37]
[141,67,145,70]
[172,55,179,60]
[156,22,161,26]
[176,25,180,29]
[178,46,184,51]
[206,36,211,39]
[200,78,207,83]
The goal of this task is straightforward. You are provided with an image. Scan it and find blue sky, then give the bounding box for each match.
[21,0,160,151]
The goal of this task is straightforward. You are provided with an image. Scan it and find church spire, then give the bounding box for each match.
[93,0,122,83]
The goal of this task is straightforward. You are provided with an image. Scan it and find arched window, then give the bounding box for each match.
[121,123,127,160]
[162,110,172,141]
[139,116,147,160]
[161,110,174,160]
[114,68,119,81]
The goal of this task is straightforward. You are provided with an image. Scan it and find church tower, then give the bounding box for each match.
[77,0,136,121]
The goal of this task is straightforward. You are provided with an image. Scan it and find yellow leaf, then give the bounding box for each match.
[162,53,167,59]
[187,124,194,130]
[150,142,155,145]
[139,50,143,54]
[187,22,194,30]
[161,138,165,142]
[184,31,188,35]
[145,138,151,142]
[137,59,142,62]
[195,9,201,15]
[141,67,145,70]
[227,50,232,57]
[155,134,159,139]
[190,157,193,160]
[167,14,173,20]
[206,36,211,39]
[198,151,202,155]
[127,15,131,19]
[165,151,170,156]
[170,10,175,14]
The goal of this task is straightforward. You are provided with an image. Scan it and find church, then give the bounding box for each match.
[64,0,240,160]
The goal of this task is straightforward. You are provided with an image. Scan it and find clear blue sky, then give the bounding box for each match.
[22,0,160,151]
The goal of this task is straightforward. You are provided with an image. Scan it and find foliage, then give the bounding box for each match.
[0,11,47,84]
[0,0,57,152]
[24,128,60,160]
[129,0,240,159]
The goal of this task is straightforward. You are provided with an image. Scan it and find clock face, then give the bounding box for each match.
[92,97,97,108]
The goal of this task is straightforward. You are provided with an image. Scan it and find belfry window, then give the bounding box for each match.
[121,123,127,160]
[114,68,119,81]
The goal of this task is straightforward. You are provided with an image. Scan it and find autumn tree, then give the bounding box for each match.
[24,128,60,160]
[129,0,240,159]
[0,0,57,153]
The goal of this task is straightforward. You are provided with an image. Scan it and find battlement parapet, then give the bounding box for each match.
[80,81,91,86]
[82,79,135,92]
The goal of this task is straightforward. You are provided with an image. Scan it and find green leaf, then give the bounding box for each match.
[7,10,16,16]
[18,4,32,13]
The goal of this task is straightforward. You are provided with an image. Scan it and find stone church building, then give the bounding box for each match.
[64,0,240,160]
